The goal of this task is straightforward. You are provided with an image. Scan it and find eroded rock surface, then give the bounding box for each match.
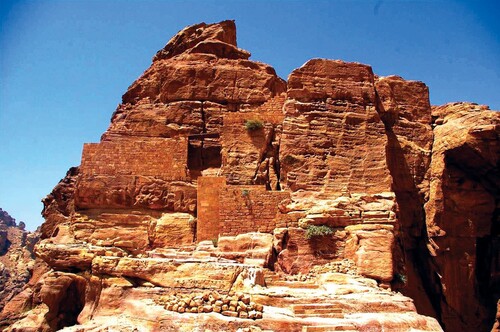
[2,20,498,332]
[424,102,499,331]
[0,209,39,312]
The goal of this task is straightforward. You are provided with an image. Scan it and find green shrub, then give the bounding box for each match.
[188,217,196,231]
[211,238,218,247]
[241,189,250,197]
[305,225,334,240]
[282,154,299,165]
[394,273,407,284]
[244,119,264,131]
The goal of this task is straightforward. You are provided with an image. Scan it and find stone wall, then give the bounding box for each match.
[81,138,188,180]
[253,94,286,118]
[76,137,194,211]
[219,186,290,235]
[196,177,290,240]
[197,177,226,241]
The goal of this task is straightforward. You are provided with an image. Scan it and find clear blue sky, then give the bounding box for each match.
[1,0,499,230]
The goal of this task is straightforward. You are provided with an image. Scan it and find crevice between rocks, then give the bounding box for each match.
[374,88,444,326]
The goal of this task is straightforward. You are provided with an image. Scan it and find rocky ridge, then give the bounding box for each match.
[1,20,498,332]
[0,209,39,312]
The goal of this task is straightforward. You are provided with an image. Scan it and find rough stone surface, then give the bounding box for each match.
[0,209,39,312]
[41,167,79,239]
[424,102,499,331]
[3,20,499,332]
[280,59,391,195]
[0,209,41,326]
[217,232,273,267]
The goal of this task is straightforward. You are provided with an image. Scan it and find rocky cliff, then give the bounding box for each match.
[0,209,39,313]
[1,20,498,332]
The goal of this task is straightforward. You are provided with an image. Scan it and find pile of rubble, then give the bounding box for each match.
[158,291,264,319]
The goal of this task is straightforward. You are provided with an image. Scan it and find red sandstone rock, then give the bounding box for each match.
[123,54,286,105]
[41,167,79,239]
[0,209,39,313]
[152,20,246,61]
[344,224,395,282]
[423,102,499,331]
[373,76,438,319]
[6,20,500,332]
[149,212,195,248]
[217,232,273,267]
[280,59,392,195]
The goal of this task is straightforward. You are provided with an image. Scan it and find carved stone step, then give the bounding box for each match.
[295,308,343,315]
[296,313,344,318]
[267,281,319,289]
[302,325,357,332]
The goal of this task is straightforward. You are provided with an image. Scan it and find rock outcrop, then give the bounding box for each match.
[0,209,39,312]
[424,103,499,331]
[1,20,498,332]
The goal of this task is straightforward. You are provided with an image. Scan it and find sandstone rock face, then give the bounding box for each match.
[280,59,391,195]
[41,167,79,239]
[0,209,16,228]
[0,209,39,313]
[375,75,433,242]
[424,102,499,331]
[152,20,248,61]
[3,20,499,332]
[375,75,438,319]
[217,232,274,266]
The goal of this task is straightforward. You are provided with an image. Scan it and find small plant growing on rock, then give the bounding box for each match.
[211,238,218,247]
[188,217,197,232]
[305,225,334,240]
[282,154,300,165]
[244,119,264,131]
[241,189,253,209]
[394,273,407,285]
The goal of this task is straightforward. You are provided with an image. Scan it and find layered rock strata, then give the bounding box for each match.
[0,209,39,312]
[1,20,498,332]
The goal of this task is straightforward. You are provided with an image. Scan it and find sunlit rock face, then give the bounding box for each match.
[2,20,499,332]
[0,209,39,314]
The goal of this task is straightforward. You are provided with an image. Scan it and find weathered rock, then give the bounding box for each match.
[217,232,273,267]
[41,167,79,239]
[6,20,500,332]
[123,20,285,107]
[123,54,285,106]
[423,102,499,331]
[375,75,433,239]
[152,20,247,61]
[276,227,344,274]
[67,211,195,253]
[344,224,395,282]
[0,209,39,313]
[280,59,391,196]
[149,212,195,248]
[0,209,16,227]
[275,194,397,279]
[104,100,222,139]
[35,241,127,271]
[220,107,284,186]
[92,256,245,291]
